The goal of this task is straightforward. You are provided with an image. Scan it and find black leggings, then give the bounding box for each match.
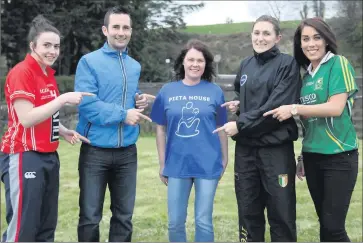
[303,150,358,242]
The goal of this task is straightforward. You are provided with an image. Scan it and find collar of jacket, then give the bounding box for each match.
[253,45,280,65]
[101,42,129,59]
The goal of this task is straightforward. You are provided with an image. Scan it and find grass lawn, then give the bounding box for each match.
[1,138,362,242]
[180,20,300,35]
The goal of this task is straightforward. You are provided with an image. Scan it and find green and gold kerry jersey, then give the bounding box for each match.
[300,53,359,154]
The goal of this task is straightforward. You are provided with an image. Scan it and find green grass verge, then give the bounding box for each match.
[180,20,301,35]
[1,138,362,242]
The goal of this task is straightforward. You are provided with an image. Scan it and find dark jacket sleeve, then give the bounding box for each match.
[236,58,301,136]
[233,60,244,116]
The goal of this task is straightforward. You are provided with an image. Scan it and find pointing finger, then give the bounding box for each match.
[135,108,145,113]
[78,135,91,144]
[144,93,156,100]
[212,126,224,134]
[137,104,148,109]
[263,109,276,117]
[81,92,95,96]
[139,113,152,122]
[221,101,235,107]
[135,100,147,106]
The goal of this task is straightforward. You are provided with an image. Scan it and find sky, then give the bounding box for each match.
[183,1,255,26]
[183,1,337,26]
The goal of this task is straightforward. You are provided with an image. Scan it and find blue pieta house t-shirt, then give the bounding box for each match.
[150,80,228,179]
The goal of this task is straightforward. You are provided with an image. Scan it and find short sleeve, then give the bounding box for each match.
[8,68,36,104]
[150,88,166,125]
[216,88,228,126]
[329,56,358,99]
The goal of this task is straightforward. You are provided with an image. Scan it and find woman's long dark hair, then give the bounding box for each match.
[293,17,338,70]
[173,39,215,82]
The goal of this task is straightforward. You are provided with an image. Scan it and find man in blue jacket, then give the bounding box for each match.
[74,6,153,242]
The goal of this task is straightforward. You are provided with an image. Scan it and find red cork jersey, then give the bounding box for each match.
[1,54,60,154]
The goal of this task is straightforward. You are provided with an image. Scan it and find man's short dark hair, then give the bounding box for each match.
[103,6,131,28]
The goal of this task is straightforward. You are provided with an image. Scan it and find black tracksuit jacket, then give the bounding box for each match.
[232,45,302,146]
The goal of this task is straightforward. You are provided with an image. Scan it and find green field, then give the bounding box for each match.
[1,138,362,242]
[181,20,300,35]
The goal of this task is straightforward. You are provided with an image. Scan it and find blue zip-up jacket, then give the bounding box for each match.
[74,42,141,148]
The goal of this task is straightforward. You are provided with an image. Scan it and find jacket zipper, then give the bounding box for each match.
[118,52,128,147]
[84,122,92,138]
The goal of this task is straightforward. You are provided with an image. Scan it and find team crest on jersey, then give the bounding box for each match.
[240,74,247,86]
[278,174,288,187]
[314,78,323,90]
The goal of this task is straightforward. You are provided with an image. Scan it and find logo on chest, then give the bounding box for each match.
[39,87,57,100]
[314,78,324,90]
[240,74,248,86]
[175,102,200,138]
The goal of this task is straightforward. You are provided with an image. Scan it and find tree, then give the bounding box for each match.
[300,1,309,19]
[51,0,116,76]
[312,0,325,18]
[226,17,233,24]
[248,1,308,22]
[267,1,285,21]
[1,0,58,68]
[127,0,203,82]
[330,0,362,67]
[1,0,203,82]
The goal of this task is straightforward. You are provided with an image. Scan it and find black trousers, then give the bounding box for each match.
[77,143,138,242]
[0,151,59,242]
[303,149,358,242]
[234,142,297,242]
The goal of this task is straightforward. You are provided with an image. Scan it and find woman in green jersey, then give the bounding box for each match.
[264,17,359,242]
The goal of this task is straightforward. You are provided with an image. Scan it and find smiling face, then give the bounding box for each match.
[251,21,281,53]
[300,25,327,67]
[183,48,206,82]
[102,13,132,51]
[30,31,60,67]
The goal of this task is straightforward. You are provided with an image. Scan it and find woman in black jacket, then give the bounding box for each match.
[215,15,301,242]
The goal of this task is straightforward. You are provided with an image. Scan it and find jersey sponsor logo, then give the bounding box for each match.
[40,88,50,94]
[240,74,247,86]
[51,111,60,142]
[40,87,58,100]
[300,93,317,104]
[24,171,36,179]
[314,78,324,90]
[49,90,57,98]
[306,81,314,86]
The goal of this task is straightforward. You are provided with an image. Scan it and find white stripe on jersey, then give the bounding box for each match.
[10,91,35,100]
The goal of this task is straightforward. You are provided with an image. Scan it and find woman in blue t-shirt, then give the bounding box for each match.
[150,39,228,242]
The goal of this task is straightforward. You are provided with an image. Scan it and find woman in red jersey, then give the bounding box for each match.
[0,15,92,242]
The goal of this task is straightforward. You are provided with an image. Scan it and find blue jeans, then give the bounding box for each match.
[167,177,219,242]
[77,143,137,242]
